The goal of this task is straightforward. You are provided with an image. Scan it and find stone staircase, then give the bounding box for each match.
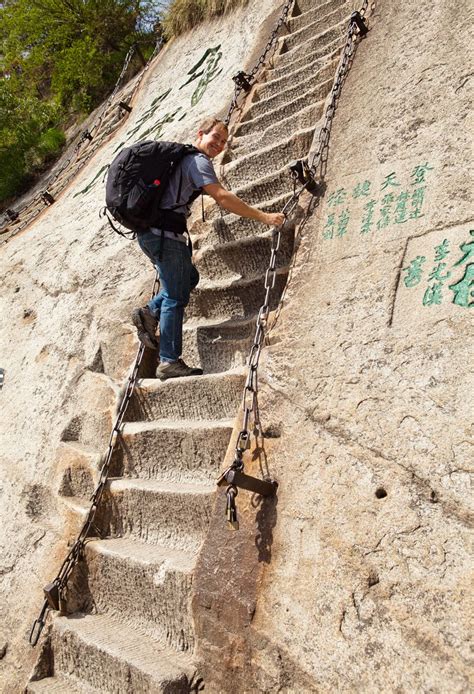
[28,0,352,690]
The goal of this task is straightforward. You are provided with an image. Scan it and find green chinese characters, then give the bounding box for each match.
[448,230,474,308]
[402,231,474,309]
[322,163,433,241]
[180,46,223,107]
[402,256,426,288]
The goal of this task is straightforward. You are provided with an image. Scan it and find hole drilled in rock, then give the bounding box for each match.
[263,424,281,438]
[368,572,379,588]
[375,487,387,499]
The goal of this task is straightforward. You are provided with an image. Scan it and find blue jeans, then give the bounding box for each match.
[137,231,199,362]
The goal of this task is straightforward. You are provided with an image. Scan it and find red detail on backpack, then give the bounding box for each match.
[153,179,161,186]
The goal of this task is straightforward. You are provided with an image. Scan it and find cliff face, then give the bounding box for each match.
[0,2,279,689]
[193,0,473,691]
[1,0,471,691]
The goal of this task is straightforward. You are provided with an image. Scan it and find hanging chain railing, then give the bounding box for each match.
[225,0,294,125]
[29,0,370,643]
[217,3,370,529]
[29,274,159,646]
[27,7,293,646]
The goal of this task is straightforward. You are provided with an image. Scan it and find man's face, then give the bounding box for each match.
[197,124,228,158]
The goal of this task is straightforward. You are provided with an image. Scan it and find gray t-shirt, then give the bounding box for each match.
[151,151,218,241]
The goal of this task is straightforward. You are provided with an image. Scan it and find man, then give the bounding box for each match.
[132,117,285,380]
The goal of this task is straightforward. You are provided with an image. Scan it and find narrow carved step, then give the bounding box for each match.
[230,165,296,207]
[27,675,99,693]
[255,49,339,101]
[241,71,332,125]
[71,538,196,651]
[233,101,324,153]
[294,0,345,15]
[195,226,294,281]
[126,370,245,422]
[182,316,256,374]
[223,128,315,189]
[113,418,233,482]
[197,193,292,244]
[96,478,215,552]
[187,268,289,322]
[285,2,352,50]
[276,19,347,71]
[46,613,194,692]
[270,33,343,81]
[289,0,350,33]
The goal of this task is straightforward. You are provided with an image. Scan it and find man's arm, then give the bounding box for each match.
[203,182,285,227]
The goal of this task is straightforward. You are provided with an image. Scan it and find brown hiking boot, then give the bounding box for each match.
[132,306,158,349]
[156,359,203,380]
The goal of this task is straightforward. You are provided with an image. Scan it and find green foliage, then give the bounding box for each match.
[0,0,160,110]
[28,127,66,165]
[0,79,62,200]
[0,0,246,203]
[0,0,161,203]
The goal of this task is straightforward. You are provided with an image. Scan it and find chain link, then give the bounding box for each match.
[226,4,370,485]
[225,0,294,124]
[29,274,159,645]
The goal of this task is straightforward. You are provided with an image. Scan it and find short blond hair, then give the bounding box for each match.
[198,117,228,134]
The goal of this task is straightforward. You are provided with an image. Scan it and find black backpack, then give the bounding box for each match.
[103,140,200,237]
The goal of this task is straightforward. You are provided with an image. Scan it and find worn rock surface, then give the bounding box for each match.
[193,0,473,691]
[0,0,472,691]
[0,2,282,690]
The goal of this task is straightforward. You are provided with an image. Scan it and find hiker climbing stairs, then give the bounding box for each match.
[28,0,356,690]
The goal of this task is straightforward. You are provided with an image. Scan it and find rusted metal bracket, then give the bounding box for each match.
[351,11,369,36]
[289,159,323,196]
[232,71,252,93]
[218,469,278,497]
[43,580,61,611]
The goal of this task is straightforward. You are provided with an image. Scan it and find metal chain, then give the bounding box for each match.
[29,274,159,646]
[225,0,294,124]
[226,4,370,484]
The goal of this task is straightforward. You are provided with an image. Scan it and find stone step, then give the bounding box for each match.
[267,36,344,86]
[27,675,99,693]
[276,19,348,71]
[233,100,324,154]
[270,31,343,81]
[285,2,352,51]
[294,0,344,15]
[96,478,215,553]
[75,539,195,652]
[240,70,332,125]
[234,81,331,142]
[197,193,292,245]
[195,225,294,281]
[289,0,350,33]
[256,49,339,101]
[231,166,294,206]
[182,317,255,374]
[47,613,193,692]
[126,370,245,422]
[223,127,315,189]
[113,418,233,482]
[187,268,289,322]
